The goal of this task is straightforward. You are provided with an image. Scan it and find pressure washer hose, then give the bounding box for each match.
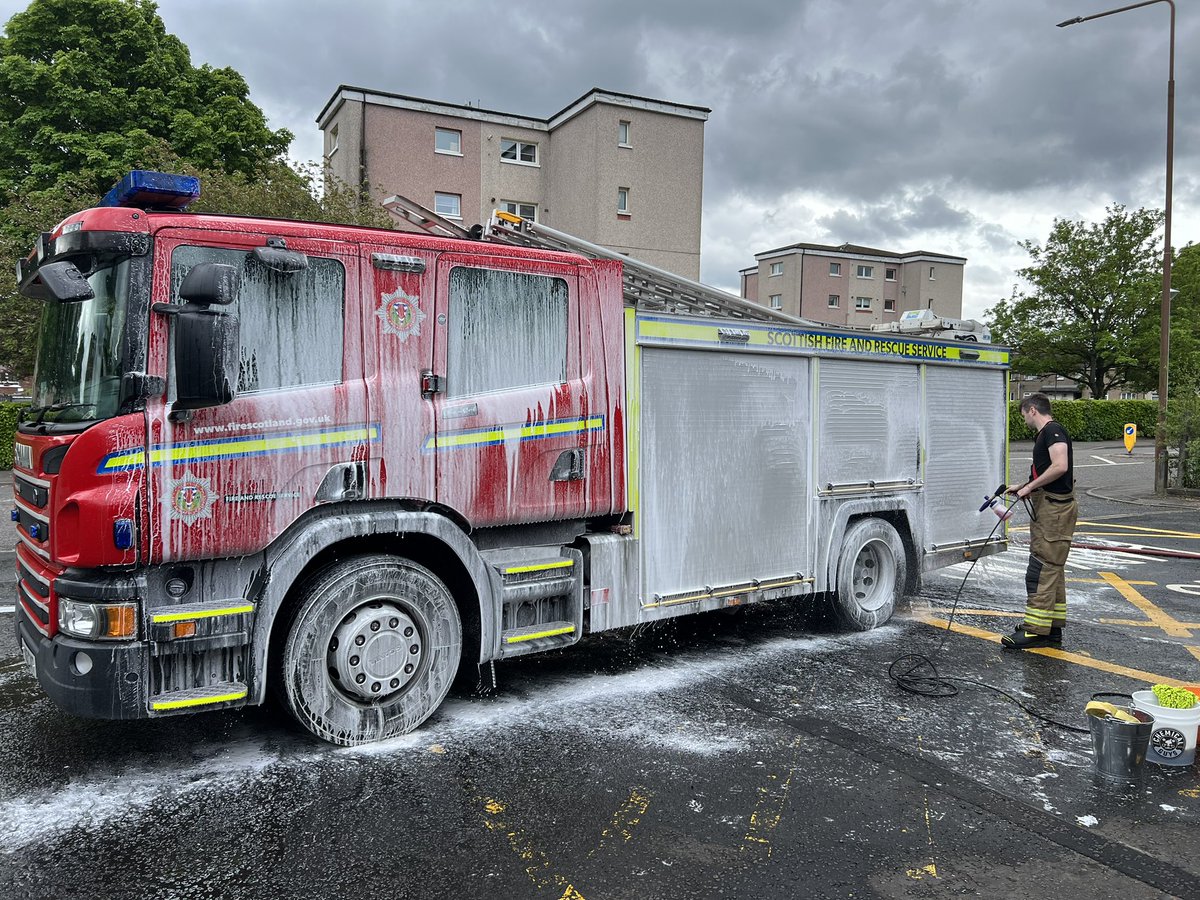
[887,491,1090,736]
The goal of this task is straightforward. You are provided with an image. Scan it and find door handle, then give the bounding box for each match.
[549,449,586,482]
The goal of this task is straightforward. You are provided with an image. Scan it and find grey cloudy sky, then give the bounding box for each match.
[5,0,1197,320]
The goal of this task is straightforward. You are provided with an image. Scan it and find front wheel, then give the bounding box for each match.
[832,518,907,631]
[278,554,462,746]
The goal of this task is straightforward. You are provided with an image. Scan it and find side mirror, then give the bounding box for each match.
[250,246,309,274]
[179,262,239,306]
[34,260,95,303]
[173,307,239,410]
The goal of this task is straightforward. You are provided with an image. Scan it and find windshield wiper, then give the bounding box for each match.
[26,401,99,425]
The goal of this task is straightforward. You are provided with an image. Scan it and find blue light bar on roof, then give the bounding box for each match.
[100,170,201,210]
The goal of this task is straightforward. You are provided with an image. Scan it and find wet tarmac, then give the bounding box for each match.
[1,441,1198,899]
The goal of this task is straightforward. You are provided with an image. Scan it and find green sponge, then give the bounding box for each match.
[1151,684,1197,709]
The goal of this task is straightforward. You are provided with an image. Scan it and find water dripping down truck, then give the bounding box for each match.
[10,171,1010,744]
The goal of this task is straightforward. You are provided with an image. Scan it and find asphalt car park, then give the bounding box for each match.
[0,442,1197,898]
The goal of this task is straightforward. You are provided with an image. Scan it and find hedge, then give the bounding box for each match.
[0,403,28,469]
[1008,399,1158,442]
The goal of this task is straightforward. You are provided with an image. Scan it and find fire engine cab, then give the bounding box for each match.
[11,171,1010,744]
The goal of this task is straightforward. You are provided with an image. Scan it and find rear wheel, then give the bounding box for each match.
[833,518,906,631]
[278,554,462,745]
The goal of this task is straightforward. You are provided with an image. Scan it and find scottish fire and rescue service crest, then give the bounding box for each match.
[170,474,216,524]
[376,288,425,342]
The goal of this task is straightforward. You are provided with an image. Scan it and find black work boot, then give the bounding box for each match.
[1001,627,1055,650]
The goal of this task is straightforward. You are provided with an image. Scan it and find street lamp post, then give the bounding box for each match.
[1058,0,1175,495]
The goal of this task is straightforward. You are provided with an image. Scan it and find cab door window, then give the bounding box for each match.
[170,245,345,393]
[446,266,568,398]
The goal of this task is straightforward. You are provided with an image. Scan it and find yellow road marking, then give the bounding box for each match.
[1187,646,1200,665]
[1099,572,1193,638]
[904,792,940,880]
[479,796,572,893]
[589,788,651,858]
[1072,578,1156,585]
[917,616,1192,687]
[742,735,802,859]
[1100,618,1200,629]
[1078,521,1200,539]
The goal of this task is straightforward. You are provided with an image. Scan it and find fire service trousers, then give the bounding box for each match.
[1023,490,1078,635]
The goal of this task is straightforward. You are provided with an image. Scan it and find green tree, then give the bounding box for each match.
[0,1,393,378]
[987,204,1164,398]
[0,0,291,198]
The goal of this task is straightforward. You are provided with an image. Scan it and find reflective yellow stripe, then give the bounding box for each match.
[425,417,604,451]
[637,317,1009,365]
[503,560,573,574]
[505,625,575,644]
[100,426,379,472]
[151,604,253,624]
[152,689,247,711]
[626,307,641,530]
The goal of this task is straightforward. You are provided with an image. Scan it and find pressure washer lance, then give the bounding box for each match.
[980,483,1015,521]
[887,485,1088,735]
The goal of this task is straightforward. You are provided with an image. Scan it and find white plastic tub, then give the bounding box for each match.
[1131,690,1200,766]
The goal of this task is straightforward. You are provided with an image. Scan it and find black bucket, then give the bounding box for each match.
[1087,692,1155,782]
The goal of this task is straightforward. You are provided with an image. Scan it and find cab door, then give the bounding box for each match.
[142,229,367,563]
[429,253,592,527]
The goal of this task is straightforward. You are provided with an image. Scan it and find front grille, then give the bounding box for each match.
[13,473,48,509]
[18,582,51,629]
[14,507,49,545]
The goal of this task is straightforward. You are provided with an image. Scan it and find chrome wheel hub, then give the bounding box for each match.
[328,602,423,701]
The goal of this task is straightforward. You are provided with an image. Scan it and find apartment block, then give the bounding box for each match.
[740,242,966,326]
[317,86,709,279]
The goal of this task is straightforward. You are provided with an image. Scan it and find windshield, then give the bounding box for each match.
[28,258,133,423]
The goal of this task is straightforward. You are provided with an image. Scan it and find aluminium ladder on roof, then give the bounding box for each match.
[381,193,811,326]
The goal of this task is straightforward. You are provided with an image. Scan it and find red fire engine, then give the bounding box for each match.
[12,172,1009,744]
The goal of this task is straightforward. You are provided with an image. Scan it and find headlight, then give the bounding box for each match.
[58,599,137,640]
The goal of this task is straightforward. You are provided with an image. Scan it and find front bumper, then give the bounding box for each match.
[16,605,149,720]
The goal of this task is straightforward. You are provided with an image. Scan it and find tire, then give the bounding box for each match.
[278,554,462,746]
[832,518,906,631]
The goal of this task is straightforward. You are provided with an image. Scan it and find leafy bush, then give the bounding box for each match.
[1008,399,1158,442]
[0,402,28,469]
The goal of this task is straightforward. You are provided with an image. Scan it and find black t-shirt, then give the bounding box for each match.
[1031,420,1073,494]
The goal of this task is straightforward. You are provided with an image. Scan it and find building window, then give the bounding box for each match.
[434,192,461,219]
[327,124,339,156]
[618,120,631,146]
[501,200,537,221]
[617,187,629,213]
[828,294,840,308]
[500,138,538,165]
[929,266,936,280]
[435,128,462,155]
[769,294,782,310]
[855,296,872,310]
[769,262,783,277]
[884,298,895,311]
[1120,391,1137,400]
[856,265,873,278]
[885,268,896,281]
[829,262,841,276]
[447,267,568,398]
